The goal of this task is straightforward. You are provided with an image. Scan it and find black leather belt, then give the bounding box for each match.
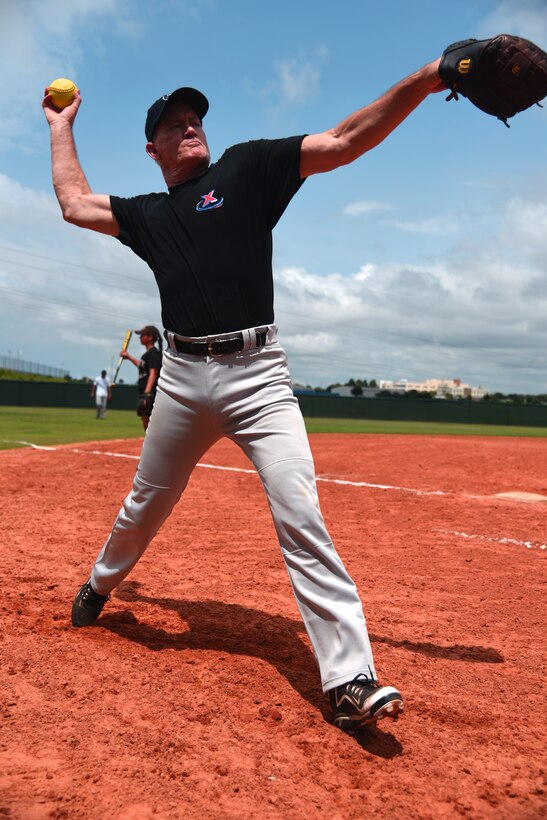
[172,330,268,357]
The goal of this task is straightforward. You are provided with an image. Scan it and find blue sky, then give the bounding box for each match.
[0,0,546,392]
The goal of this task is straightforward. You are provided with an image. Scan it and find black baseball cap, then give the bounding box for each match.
[135,325,160,338]
[145,87,209,141]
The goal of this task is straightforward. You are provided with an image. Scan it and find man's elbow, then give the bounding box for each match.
[54,193,118,236]
[62,210,79,226]
[56,193,93,227]
[61,198,83,226]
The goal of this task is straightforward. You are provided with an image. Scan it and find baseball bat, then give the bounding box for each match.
[112,329,132,386]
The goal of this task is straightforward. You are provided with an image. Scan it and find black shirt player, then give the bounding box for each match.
[44,62,445,732]
[120,325,162,431]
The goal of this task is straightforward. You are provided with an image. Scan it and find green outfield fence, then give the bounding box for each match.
[297,393,547,427]
[0,380,138,411]
[0,380,546,427]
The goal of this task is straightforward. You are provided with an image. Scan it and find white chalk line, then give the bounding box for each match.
[2,440,57,450]
[6,440,444,496]
[6,441,545,551]
[437,529,546,552]
[200,463,445,496]
[315,475,445,496]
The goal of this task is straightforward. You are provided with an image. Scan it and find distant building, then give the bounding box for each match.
[379,378,488,400]
[292,378,489,400]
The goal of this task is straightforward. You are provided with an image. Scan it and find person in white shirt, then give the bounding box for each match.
[91,370,111,419]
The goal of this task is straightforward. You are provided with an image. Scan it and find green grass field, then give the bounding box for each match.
[1,406,546,450]
[0,407,142,449]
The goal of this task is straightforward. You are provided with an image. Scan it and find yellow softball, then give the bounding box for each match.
[47,78,77,110]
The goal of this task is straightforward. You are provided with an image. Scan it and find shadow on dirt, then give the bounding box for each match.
[96,580,499,758]
[101,581,404,757]
[369,634,504,664]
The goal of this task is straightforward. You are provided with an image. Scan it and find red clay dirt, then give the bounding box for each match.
[1,433,546,819]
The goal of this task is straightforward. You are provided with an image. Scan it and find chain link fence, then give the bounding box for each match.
[1,355,69,379]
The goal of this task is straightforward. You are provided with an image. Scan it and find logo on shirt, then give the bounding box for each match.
[196,189,224,212]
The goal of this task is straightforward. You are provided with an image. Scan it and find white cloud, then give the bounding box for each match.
[252,46,329,116]
[273,46,329,106]
[0,173,160,377]
[0,174,58,226]
[341,200,395,216]
[282,331,339,355]
[478,0,547,44]
[502,197,547,244]
[273,187,547,392]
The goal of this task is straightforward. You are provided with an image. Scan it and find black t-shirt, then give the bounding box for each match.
[138,346,162,394]
[110,136,306,336]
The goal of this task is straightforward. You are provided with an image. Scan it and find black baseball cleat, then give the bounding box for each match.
[329,673,404,733]
[71,579,110,627]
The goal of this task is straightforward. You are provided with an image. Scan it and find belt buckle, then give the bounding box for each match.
[207,339,221,357]
[207,335,243,357]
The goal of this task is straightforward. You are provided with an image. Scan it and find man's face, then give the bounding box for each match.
[147,100,210,178]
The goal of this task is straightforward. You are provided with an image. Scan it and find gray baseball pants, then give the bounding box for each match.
[90,325,376,692]
[95,395,107,419]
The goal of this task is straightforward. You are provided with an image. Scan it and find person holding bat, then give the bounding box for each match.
[112,329,133,386]
[42,35,546,733]
[119,326,163,431]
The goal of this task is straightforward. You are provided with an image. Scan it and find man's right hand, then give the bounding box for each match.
[42,88,81,127]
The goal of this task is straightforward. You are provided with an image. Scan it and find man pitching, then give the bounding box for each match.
[43,58,446,732]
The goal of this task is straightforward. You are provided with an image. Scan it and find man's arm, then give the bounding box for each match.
[43,90,119,235]
[300,60,444,177]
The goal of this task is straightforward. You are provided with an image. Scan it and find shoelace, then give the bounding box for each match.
[349,671,378,689]
[81,584,109,603]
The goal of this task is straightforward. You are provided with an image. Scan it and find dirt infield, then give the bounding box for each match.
[1,434,546,819]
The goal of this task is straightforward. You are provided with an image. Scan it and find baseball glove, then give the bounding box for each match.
[439,34,547,126]
[136,392,153,417]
